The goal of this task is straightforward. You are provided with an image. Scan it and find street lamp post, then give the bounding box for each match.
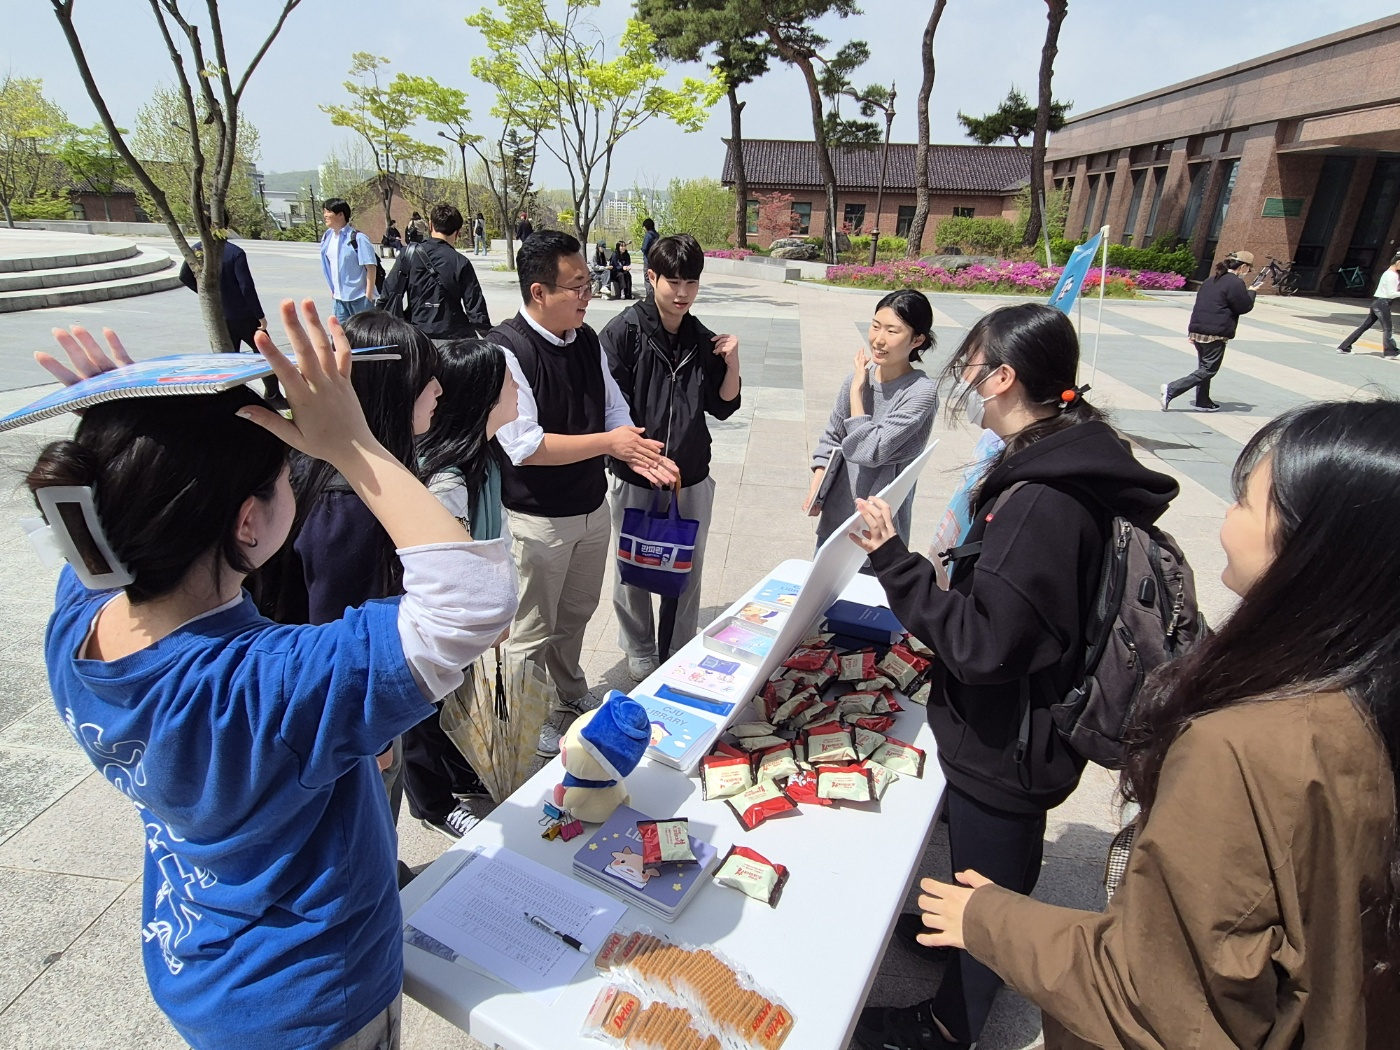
[438,131,472,216]
[868,83,897,269]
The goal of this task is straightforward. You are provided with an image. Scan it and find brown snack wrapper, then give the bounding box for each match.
[816,762,876,802]
[701,753,755,799]
[638,818,698,866]
[804,723,857,764]
[870,735,927,778]
[862,759,900,799]
[712,844,790,906]
[725,779,799,831]
[755,743,799,783]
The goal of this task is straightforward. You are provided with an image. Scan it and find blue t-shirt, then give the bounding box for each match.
[44,567,433,1050]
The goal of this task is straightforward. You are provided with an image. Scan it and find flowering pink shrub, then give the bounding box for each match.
[824,259,1185,295]
[704,248,755,261]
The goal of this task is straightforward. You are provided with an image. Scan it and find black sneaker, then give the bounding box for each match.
[1193,401,1220,413]
[854,999,965,1050]
[1384,352,1399,359]
[1337,346,1352,354]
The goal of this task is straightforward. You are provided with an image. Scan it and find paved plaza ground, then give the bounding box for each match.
[0,234,1396,1049]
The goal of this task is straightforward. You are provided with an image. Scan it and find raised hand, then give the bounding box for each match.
[39,325,136,387]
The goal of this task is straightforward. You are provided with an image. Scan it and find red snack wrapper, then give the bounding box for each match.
[791,699,836,730]
[771,694,817,728]
[909,680,933,706]
[701,752,755,799]
[755,743,799,783]
[637,818,698,865]
[904,633,935,657]
[725,780,799,831]
[816,762,875,802]
[782,669,826,689]
[879,642,933,690]
[782,646,830,672]
[805,722,857,764]
[835,691,878,718]
[712,844,790,906]
[761,678,797,720]
[711,739,747,759]
[782,768,831,806]
[838,649,878,681]
[862,759,900,799]
[851,713,896,734]
[870,734,927,777]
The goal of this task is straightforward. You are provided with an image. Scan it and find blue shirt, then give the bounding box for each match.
[44,567,432,1050]
[320,225,377,302]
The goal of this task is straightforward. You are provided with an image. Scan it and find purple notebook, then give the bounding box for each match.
[571,804,717,921]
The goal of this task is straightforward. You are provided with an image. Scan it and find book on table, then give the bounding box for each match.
[632,692,720,769]
[572,804,717,922]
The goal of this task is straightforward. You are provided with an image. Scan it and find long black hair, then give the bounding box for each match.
[27,389,286,603]
[874,289,934,363]
[1124,399,1400,971]
[942,303,1102,502]
[418,339,508,516]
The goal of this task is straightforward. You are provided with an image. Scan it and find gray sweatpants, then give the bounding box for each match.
[329,993,401,1050]
[608,474,717,660]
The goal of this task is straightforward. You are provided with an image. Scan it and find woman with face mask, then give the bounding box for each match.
[849,303,1180,1050]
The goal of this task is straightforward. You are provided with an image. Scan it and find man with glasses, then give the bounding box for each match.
[489,231,678,756]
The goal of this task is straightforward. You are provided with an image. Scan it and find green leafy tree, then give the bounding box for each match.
[957,86,1068,146]
[1025,0,1071,248]
[397,76,481,217]
[636,0,772,249]
[906,1,950,258]
[321,54,446,228]
[130,86,266,235]
[57,122,131,221]
[48,0,305,352]
[466,0,722,245]
[661,176,735,248]
[0,75,68,228]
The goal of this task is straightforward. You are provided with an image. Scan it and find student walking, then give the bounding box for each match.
[640,217,659,298]
[27,303,516,1050]
[1337,253,1400,356]
[905,398,1400,1050]
[599,234,742,678]
[850,303,1180,1050]
[488,231,677,756]
[803,289,939,549]
[375,202,492,341]
[1161,250,1256,412]
[319,197,379,323]
[473,212,488,255]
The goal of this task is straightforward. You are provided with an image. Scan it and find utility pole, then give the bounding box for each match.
[438,131,472,216]
[868,83,897,268]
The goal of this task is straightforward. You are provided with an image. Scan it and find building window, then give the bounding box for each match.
[792,202,812,235]
[1080,174,1100,237]
[746,199,758,235]
[1194,160,1240,280]
[1178,163,1209,240]
[1143,167,1167,239]
[952,206,975,218]
[1122,170,1146,243]
[896,205,916,238]
[1095,172,1115,231]
[843,202,867,233]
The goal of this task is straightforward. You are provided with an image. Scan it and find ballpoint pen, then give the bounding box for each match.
[524,911,586,952]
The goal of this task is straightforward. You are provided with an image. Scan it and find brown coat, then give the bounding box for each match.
[963,691,1396,1049]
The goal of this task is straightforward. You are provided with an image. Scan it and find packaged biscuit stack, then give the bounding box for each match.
[590,930,796,1050]
[582,985,720,1050]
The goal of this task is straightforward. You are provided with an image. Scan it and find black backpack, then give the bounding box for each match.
[947,481,1207,769]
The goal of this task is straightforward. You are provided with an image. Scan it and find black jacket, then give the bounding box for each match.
[178,240,264,323]
[867,420,1179,814]
[375,238,491,338]
[599,301,741,488]
[1187,271,1255,339]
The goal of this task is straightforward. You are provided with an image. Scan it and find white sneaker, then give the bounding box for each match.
[557,690,605,716]
[627,656,660,682]
[1159,384,1171,412]
[536,717,565,758]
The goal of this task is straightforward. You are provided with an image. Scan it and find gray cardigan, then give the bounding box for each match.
[813,366,938,546]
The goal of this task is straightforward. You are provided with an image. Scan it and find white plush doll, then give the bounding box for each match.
[553,691,651,824]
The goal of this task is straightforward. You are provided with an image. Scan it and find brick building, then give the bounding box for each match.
[720,139,1029,251]
[1047,13,1400,295]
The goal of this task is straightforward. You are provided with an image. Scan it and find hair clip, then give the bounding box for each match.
[1058,384,1091,410]
[25,486,134,590]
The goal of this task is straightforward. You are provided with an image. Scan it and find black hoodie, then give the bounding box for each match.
[867,420,1179,813]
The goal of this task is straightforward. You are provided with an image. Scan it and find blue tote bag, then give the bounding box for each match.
[616,482,698,598]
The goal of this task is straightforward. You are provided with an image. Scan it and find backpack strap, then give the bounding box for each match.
[938,480,1031,568]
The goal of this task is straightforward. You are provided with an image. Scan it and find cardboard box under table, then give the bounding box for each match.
[400,560,947,1050]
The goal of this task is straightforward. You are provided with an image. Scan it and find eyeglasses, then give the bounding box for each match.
[546,281,594,300]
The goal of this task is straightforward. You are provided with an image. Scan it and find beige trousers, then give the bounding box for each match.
[329,993,401,1050]
[503,505,611,708]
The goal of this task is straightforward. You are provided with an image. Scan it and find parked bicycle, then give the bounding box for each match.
[1251,256,1300,296]
[1323,263,1369,298]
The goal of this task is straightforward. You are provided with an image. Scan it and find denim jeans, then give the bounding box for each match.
[332,296,373,324]
[1339,297,1396,353]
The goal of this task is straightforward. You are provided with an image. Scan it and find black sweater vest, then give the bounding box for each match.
[491,314,608,517]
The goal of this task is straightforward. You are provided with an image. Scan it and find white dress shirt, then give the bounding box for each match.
[494,310,636,465]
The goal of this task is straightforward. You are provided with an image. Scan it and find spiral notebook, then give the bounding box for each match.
[0,345,398,432]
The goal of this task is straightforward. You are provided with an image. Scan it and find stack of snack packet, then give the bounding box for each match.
[584,929,795,1050]
[697,630,930,817]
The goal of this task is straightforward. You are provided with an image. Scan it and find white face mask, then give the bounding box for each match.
[953,368,999,428]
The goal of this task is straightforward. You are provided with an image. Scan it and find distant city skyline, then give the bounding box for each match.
[3,1,1390,193]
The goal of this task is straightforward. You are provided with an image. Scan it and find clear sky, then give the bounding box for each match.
[3,0,1391,193]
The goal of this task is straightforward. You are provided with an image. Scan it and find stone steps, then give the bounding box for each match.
[0,231,181,313]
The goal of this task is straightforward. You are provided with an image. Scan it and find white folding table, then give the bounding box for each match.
[400,559,947,1050]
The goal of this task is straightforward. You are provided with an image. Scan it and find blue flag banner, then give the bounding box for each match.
[1048,229,1105,315]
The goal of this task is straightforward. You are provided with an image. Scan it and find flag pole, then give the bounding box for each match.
[1090,224,1110,386]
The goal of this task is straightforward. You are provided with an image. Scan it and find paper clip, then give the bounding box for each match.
[542,802,564,821]
[541,823,562,841]
[558,819,584,841]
